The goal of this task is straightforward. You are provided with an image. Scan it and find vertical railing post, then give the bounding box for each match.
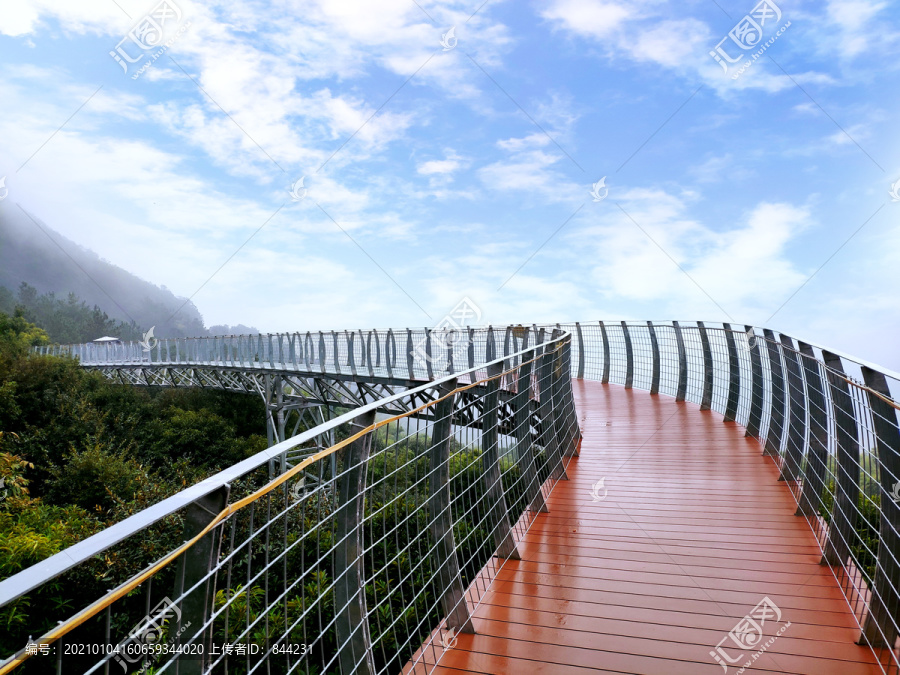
[425,329,435,380]
[621,322,634,389]
[778,335,806,483]
[673,321,688,403]
[173,484,230,674]
[537,338,568,483]
[763,329,786,457]
[575,322,585,380]
[331,331,341,374]
[722,323,741,423]
[334,410,377,675]
[795,342,827,518]
[551,333,580,459]
[480,362,520,560]
[599,321,611,385]
[406,329,415,380]
[428,380,475,633]
[859,367,900,648]
[647,321,660,395]
[468,327,477,384]
[697,322,714,411]
[386,329,395,380]
[347,331,358,377]
[820,351,860,567]
[745,326,765,439]
[515,347,549,513]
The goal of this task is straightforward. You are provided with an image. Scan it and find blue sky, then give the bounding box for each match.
[1,0,898,367]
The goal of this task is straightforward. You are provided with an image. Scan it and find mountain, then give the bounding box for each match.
[0,202,207,338]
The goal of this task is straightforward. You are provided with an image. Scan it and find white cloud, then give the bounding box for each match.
[417,150,465,176]
[538,0,815,94]
[540,0,635,39]
[572,192,811,318]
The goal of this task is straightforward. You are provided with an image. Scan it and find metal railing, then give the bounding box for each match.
[561,320,900,670]
[31,327,533,384]
[3,327,580,674]
[11,320,900,672]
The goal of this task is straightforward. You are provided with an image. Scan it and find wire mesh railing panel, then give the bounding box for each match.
[562,319,900,673]
[7,332,580,675]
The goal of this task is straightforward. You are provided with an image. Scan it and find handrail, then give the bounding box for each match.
[14,320,900,673]
[0,354,550,674]
[5,328,580,675]
[4,330,569,606]
[561,320,900,671]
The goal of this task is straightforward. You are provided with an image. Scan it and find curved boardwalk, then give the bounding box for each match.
[428,380,886,674]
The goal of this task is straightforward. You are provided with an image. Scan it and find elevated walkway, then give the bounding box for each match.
[429,381,885,674]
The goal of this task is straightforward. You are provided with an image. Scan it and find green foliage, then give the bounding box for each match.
[0,311,272,662]
[820,476,881,583]
[9,282,143,344]
[46,443,149,514]
[0,307,49,361]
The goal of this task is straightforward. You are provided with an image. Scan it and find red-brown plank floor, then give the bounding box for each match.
[429,380,884,674]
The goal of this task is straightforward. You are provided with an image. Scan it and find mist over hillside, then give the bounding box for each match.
[0,203,256,339]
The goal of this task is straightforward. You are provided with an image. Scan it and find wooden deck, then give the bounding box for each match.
[429,380,886,674]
